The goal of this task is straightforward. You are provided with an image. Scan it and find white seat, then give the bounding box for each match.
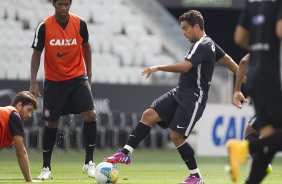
[137,35,163,55]
[6,64,19,79]
[125,24,148,39]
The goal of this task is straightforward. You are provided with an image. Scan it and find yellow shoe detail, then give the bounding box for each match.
[226,139,249,183]
[266,164,273,175]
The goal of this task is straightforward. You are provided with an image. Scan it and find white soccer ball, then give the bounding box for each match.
[95,162,119,184]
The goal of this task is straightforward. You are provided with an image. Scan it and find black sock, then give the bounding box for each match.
[83,121,97,164]
[42,126,58,170]
[177,142,198,170]
[122,122,151,155]
[246,151,275,184]
[249,130,282,154]
[245,134,259,158]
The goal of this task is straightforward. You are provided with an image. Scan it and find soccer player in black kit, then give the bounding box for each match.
[233,54,273,177]
[227,1,282,183]
[106,10,238,184]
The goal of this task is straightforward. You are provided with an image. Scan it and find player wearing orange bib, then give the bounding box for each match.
[0,91,38,182]
[29,0,97,180]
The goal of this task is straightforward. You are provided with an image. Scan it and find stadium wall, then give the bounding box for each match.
[0,80,172,112]
[0,81,254,156]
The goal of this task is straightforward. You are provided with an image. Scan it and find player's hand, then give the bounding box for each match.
[233,91,248,109]
[29,82,41,98]
[141,66,159,78]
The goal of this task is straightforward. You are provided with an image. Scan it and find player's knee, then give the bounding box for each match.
[259,125,275,137]
[169,130,184,145]
[244,124,258,138]
[141,108,159,126]
[82,110,96,122]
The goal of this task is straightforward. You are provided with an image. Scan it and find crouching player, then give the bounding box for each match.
[0,91,38,182]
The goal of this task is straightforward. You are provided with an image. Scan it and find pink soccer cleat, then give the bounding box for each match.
[105,152,131,165]
[179,174,204,184]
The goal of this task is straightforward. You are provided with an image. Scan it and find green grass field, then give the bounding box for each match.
[1,149,282,184]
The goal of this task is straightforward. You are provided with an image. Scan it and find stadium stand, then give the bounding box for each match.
[0,0,180,85]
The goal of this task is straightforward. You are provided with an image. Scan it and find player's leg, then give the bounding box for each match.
[81,109,96,177]
[242,122,271,184]
[245,89,282,183]
[69,75,96,177]
[244,116,273,175]
[246,129,282,183]
[37,119,59,180]
[106,91,177,164]
[169,104,205,184]
[227,89,282,183]
[171,130,204,184]
[246,150,275,184]
[42,120,60,170]
[227,128,282,183]
[38,79,67,180]
[106,108,161,164]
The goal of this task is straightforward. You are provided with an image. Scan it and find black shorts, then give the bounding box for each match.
[43,74,95,121]
[249,87,282,130]
[248,115,262,131]
[150,89,205,137]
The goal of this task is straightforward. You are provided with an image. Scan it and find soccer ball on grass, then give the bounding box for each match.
[95,162,119,184]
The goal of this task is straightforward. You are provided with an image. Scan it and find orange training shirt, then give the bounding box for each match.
[0,106,19,150]
[44,13,86,81]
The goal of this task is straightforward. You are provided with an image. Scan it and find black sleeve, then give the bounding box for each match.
[215,43,226,61]
[31,21,45,52]
[80,19,89,44]
[184,43,210,67]
[277,1,282,19]
[8,111,24,137]
[238,1,249,30]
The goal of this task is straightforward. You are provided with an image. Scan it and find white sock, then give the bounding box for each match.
[190,168,200,175]
[124,145,134,154]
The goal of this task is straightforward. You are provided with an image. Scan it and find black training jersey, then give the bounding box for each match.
[32,17,89,52]
[8,111,24,137]
[175,35,225,106]
[239,0,282,89]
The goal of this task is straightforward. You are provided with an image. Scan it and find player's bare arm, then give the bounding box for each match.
[141,61,192,78]
[234,25,249,49]
[13,135,32,182]
[217,54,239,75]
[82,42,92,86]
[233,54,249,109]
[29,49,42,98]
[276,19,282,39]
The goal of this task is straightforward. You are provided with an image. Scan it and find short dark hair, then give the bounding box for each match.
[178,10,204,30]
[52,0,72,3]
[11,91,38,110]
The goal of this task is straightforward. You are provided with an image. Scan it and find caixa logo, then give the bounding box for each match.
[212,116,249,146]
